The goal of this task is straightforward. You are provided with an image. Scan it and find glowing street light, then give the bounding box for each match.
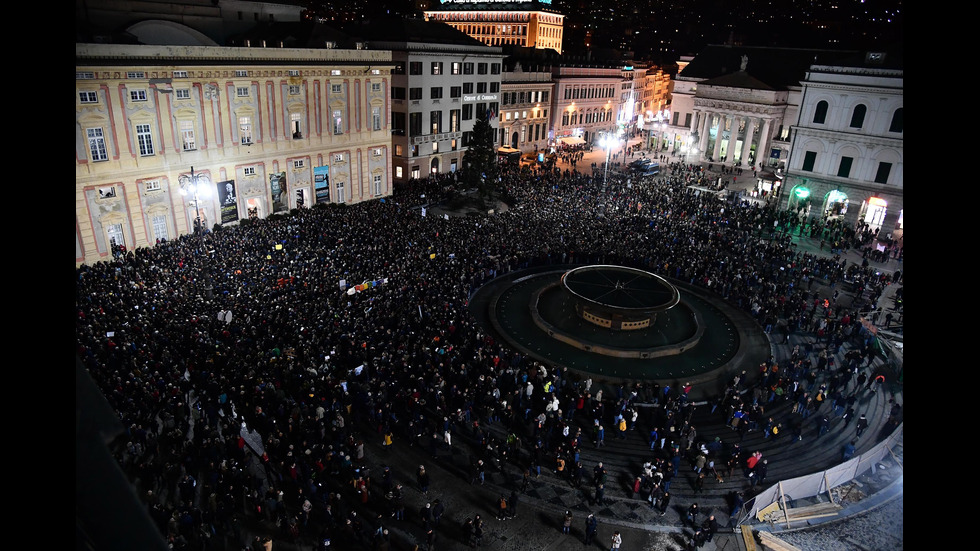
[178,166,213,297]
[600,130,624,189]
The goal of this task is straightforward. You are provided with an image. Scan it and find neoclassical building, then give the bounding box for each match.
[782,51,903,239]
[424,0,564,54]
[75,43,394,266]
[550,64,624,146]
[670,46,844,170]
[499,60,554,152]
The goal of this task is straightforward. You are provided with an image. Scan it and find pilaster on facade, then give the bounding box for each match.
[76,43,394,267]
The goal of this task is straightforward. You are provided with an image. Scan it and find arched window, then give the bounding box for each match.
[813,101,828,124]
[849,104,867,129]
[889,108,903,133]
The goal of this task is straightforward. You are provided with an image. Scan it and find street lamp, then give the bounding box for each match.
[600,132,622,189]
[178,166,213,298]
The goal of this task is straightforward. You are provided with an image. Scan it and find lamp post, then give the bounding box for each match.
[178,166,213,298]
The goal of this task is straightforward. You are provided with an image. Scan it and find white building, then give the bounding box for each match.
[783,50,903,239]
[349,18,504,180]
[550,64,624,148]
[499,60,555,153]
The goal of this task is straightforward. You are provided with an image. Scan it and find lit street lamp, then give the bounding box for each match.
[178,166,213,298]
[600,132,623,189]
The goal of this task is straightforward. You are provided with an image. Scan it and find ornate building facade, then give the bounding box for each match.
[75,43,393,266]
[424,0,564,54]
[783,51,903,239]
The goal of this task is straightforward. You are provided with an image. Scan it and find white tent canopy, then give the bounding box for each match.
[558,136,586,145]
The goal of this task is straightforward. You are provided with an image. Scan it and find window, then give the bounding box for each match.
[889,108,903,133]
[813,100,828,124]
[336,181,345,203]
[235,70,248,77]
[451,62,461,75]
[392,63,405,75]
[173,70,188,78]
[293,159,305,169]
[432,142,439,153]
[392,112,406,134]
[491,63,500,74]
[396,166,403,178]
[371,69,380,75]
[463,62,474,75]
[372,83,382,92]
[430,87,443,99]
[463,82,474,94]
[180,120,196,151]
[874,162,892,184]
[462,104,473,120]
[331,69,341,76]
[478,63,488,74]
[126,71,145,79]
[130,89,147,102]
[450,86,461,98]
[291,113,303,138]
[450,109,460,132]
[373,148,383,156]
[87,128,108,161]
[409,87,423,100]
[392,87,406,100]
[541,91,548,103]
[334,153,345,163]
[802,151,817,171]
[374,174,383,195]
[288,70,300,77]
[244,166,256,176]
[490,82,499,93]
[77,72,95,79]
[431,111,442,134]
[79,91,98,104]
[837,156,853,178]
[175,88,190,99]
[331,84,342,94]
[431,62,443,75]
[239,116,253,144]
[152,215,169,242]
[372,107,382,131]
[289,85,301,95]
[107,223,125,248]
[136,123,154,156]
[144,180,161,192]
[333,110,344,134]
[849,104,867,128]
[477,82,487,93]
[236,86,249,97]
[410,62,422,75]
[410,112,422,135]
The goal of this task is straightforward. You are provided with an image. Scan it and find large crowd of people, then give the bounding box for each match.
[76,160,899,550]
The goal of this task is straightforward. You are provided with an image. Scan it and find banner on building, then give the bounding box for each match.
[314,166,330,204]
[271,172,287,213]
[217,180,239,224]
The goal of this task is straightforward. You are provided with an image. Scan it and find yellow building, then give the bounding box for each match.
[75,43,393,267]
[425,0,564,54]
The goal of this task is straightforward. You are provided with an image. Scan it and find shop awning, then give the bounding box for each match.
[558,136,586,145]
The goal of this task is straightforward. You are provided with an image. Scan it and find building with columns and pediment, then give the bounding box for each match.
[671,45,902,241]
